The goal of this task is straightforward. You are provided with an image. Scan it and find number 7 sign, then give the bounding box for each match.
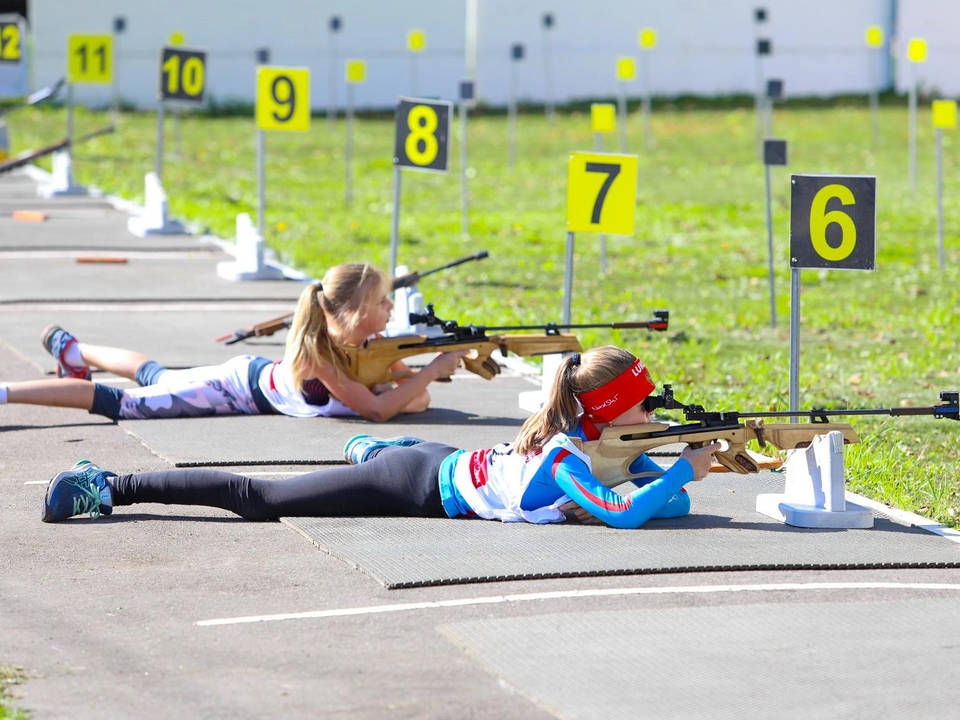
[566,151,638,236]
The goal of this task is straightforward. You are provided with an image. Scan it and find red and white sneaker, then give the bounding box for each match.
[40,325,92,380]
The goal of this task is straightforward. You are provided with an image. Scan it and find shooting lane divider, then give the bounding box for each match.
[519,149,639,414]
[344,59,366,206]
[389,96,453,278]
[219,62,308,281]
[41,33,113,198]
[129,44,208,237]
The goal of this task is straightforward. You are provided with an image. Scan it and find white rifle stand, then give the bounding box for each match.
[216,213,285,281]
[38,150,88,198]
[127,172,187,236]
[384,265,443,338]
[518,353,564,413]
[756,430,873,528]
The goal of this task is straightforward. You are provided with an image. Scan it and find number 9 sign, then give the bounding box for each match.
[394,98,452,173]
[256,67,310,132]
[790,175,876,270]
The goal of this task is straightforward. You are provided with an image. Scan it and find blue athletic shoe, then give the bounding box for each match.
[41,325,91,380]
[343,435,424,464]
[41,460,115,523]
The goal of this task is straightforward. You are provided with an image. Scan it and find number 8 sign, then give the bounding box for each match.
[790,175,876,270]
[256,67,310,132]
[394,98,452,172]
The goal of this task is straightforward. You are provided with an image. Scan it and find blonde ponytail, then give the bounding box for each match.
[512,346,640,456]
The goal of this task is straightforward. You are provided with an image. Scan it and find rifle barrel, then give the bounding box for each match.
[416,250,489,280]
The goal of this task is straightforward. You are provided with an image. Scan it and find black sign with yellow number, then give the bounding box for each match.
[0,21,22,64]
[394,98,452,173]
[790,175,876,271]
[159,47,207,104]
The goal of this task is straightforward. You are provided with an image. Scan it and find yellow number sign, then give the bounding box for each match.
[345,60,366,84]
[0,21,22,63]
[933,100,957,129]
[617,57,636,82]
[639,28,657,50]
[256,67,310,132]
[67,34,113,84]
[790,175,876,271]
[566,152,638,236]
[908,38,927,63]
[590,104,616,133]
[407,30,426,53]
[865,26,883,48]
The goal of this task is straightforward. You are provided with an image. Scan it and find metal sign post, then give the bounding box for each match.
[907,38,927,191]
[932,99,957,270]
[638,27,657,148]
[542,13,555,123]
[753,8,769,150]
[459,80,475,237]
[390,97,453,276]
[508,43,524,172]
[763,139,788,327]
[765,78,783,136]
[865,26,884,145]
[615,57,635,153]
[111,16,125,118]
[789,174,877,414]
[590,104,616,276]
[344,59,366,207]
[328,16,342,128]
[407,30,425,96]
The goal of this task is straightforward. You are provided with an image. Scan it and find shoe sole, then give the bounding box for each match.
[40,324,91,380]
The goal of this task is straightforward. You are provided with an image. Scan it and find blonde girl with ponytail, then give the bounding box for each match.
[3,263,463,423]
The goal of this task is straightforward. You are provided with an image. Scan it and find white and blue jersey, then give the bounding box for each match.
[437,421,693,528]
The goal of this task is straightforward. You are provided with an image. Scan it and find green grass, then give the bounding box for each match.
[9,100,960,524]
[0,666,29,720]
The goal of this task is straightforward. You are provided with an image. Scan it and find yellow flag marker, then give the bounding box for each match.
[169,32,185,46]
[591,103,616,133]
[865,26,883,48]
[617,57,636,82]
[933,100,957,129]
[638,28,657,50]
[407,30,426,53]
[908,38,927,63]
[346,59,366,83]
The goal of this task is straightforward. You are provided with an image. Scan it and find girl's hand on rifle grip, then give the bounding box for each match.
[680,442,721,481]
[426,350,469,381]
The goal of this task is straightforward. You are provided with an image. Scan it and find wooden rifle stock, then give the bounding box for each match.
[215,312,294,344]
[342,332,583,387]
[573,420,861,488]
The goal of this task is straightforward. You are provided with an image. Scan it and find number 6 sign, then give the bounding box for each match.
[790,175,876,270]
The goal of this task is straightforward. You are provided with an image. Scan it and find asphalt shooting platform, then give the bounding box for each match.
[3,168,960,719]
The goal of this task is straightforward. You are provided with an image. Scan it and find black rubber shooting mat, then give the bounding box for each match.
[119,374,534,465]
[282,472,960,588]
[437,598,960,719]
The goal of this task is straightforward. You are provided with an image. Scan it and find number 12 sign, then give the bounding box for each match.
[566,151,638,236]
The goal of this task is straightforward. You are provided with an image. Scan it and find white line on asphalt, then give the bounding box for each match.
[24,481,47,485]
[847,492,960,544]
[195,582,960,627]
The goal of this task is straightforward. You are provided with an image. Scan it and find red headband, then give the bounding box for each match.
[577,358,656,423]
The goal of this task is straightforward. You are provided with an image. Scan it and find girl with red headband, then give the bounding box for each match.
[39,346,719,528]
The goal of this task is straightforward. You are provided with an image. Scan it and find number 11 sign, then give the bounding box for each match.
[563,151,638,323]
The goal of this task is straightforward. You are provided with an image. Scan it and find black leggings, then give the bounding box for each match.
[112,443,457,521]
